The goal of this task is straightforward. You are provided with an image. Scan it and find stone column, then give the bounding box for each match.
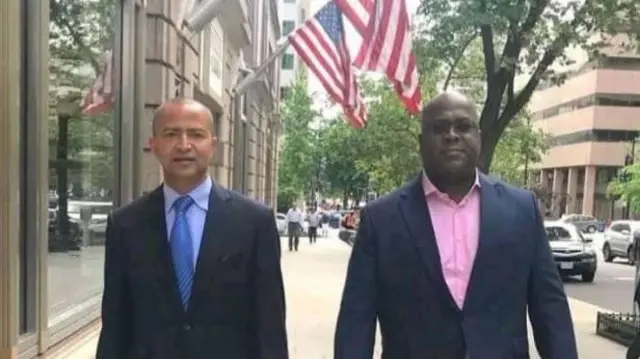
[566,167,578,214]
[582,166,597,215]
[0,0,21,357]
[551,168,566,217]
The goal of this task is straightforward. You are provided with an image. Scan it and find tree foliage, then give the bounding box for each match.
[317,118,369,204]
[416,0,631,171]
[277,72,319,207]
[489,113,550,186]
[607,164,640,213]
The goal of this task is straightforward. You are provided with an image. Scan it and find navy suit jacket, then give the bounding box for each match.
[335,174,578,359]
[97,183,288,359]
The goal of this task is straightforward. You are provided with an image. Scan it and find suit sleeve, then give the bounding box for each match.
[527,193,578,359]
[96,215,132,359]
[254,209,289,359]
[334,208,377,359]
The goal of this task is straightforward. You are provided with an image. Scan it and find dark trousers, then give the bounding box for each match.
[288,222,299,251]
[308,226,317,243]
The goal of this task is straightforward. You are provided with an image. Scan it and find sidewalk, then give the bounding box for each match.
[53,233,627,358]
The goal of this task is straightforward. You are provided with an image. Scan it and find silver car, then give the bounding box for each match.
[560,213,601,233]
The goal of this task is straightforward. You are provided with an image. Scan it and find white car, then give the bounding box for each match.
[602,220,640,264]
[545,221,597,282]
[275,213,287,234]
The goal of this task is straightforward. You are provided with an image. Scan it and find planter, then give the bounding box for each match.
[596,312,640,346]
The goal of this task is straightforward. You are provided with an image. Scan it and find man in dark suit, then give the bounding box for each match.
[334,91,577,359]
[97,98,288,359]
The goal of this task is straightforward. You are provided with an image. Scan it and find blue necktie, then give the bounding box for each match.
[170,196,195,309]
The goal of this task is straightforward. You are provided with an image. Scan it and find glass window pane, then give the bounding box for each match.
[47,0,115,325]
[282,20,295,35]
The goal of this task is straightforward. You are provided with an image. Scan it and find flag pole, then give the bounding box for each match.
[233,36,290,96]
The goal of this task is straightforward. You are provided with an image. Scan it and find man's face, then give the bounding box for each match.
[149,103,216,181]
[419,98,481,180]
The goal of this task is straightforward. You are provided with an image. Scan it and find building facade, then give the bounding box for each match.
[0,0,281,357]
[277,0,311,100]
[530,52,640,219]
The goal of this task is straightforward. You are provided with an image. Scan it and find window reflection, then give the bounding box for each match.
[48,0,115,324]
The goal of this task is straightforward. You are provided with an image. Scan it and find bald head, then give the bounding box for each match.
[152,98,214,136]
[421,90,478,127]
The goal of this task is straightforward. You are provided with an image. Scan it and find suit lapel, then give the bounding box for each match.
[398,176,458,309]
[189,182,234,308]
[463,174,502,313]
[144,185,185,315]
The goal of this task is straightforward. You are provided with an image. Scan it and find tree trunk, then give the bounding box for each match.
[478,128,502,173]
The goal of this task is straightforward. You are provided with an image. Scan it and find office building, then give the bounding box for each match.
[277,0,311,100]
[530,36,640,219]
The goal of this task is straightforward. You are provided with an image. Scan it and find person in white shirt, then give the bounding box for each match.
[285,205,303,251]
[307,208,321,244]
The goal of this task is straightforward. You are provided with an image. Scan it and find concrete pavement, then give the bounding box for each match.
[53,231,628,358]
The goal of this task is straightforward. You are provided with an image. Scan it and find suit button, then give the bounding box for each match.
[182,324,191,331]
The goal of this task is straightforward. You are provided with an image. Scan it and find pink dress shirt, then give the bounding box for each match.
[422,173,481,309]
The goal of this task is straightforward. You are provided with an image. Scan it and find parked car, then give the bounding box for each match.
[559,213,603,233]
[602,220,640,264]
[545,221,597,282]
[275,213,287,234]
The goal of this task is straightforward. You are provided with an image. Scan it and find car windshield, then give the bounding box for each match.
[545,226,576,242]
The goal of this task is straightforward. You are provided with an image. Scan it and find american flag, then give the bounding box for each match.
[336,0,421,114]
[288,1,366,128]
[81,50,114,116]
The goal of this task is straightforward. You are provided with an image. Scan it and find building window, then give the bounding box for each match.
[47,0,119,339]
[241,95,248,117]
[282,20,295,35]
[551,129,640,147]
[534,93,640,120]
[281,53,295,70]
[209,20,224,96]
[284,0,296,3]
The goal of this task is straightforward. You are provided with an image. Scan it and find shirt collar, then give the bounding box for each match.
[163,176,212,214]
[421,170,481,197]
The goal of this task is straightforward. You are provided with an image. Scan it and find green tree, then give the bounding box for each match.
[417,0,630,171]
[489,113,550,186]
[351,77,428,193]
[277,72,319,207]
[318,118,369,206]
[607,164,640,213]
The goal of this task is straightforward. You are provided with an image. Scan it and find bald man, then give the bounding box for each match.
[97,98,288,359]
[335,92,577,359]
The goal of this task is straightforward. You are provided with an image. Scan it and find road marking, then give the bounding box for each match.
[613,276,636,281]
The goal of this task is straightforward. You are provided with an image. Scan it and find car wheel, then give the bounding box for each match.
[586,225,596,233]
[582,272,596,283]
[602,243,614,262]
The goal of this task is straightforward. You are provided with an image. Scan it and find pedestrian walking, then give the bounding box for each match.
[307,208,321,244]
[286,205,303,251]
[335,91,577,358]
[97,98,288,359]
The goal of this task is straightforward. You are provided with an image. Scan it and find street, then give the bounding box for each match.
[564,233,638,313]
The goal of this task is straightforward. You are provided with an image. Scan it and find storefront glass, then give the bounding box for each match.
[47,0,116,327]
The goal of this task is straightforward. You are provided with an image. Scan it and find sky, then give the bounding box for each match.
[306,0,421,117]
